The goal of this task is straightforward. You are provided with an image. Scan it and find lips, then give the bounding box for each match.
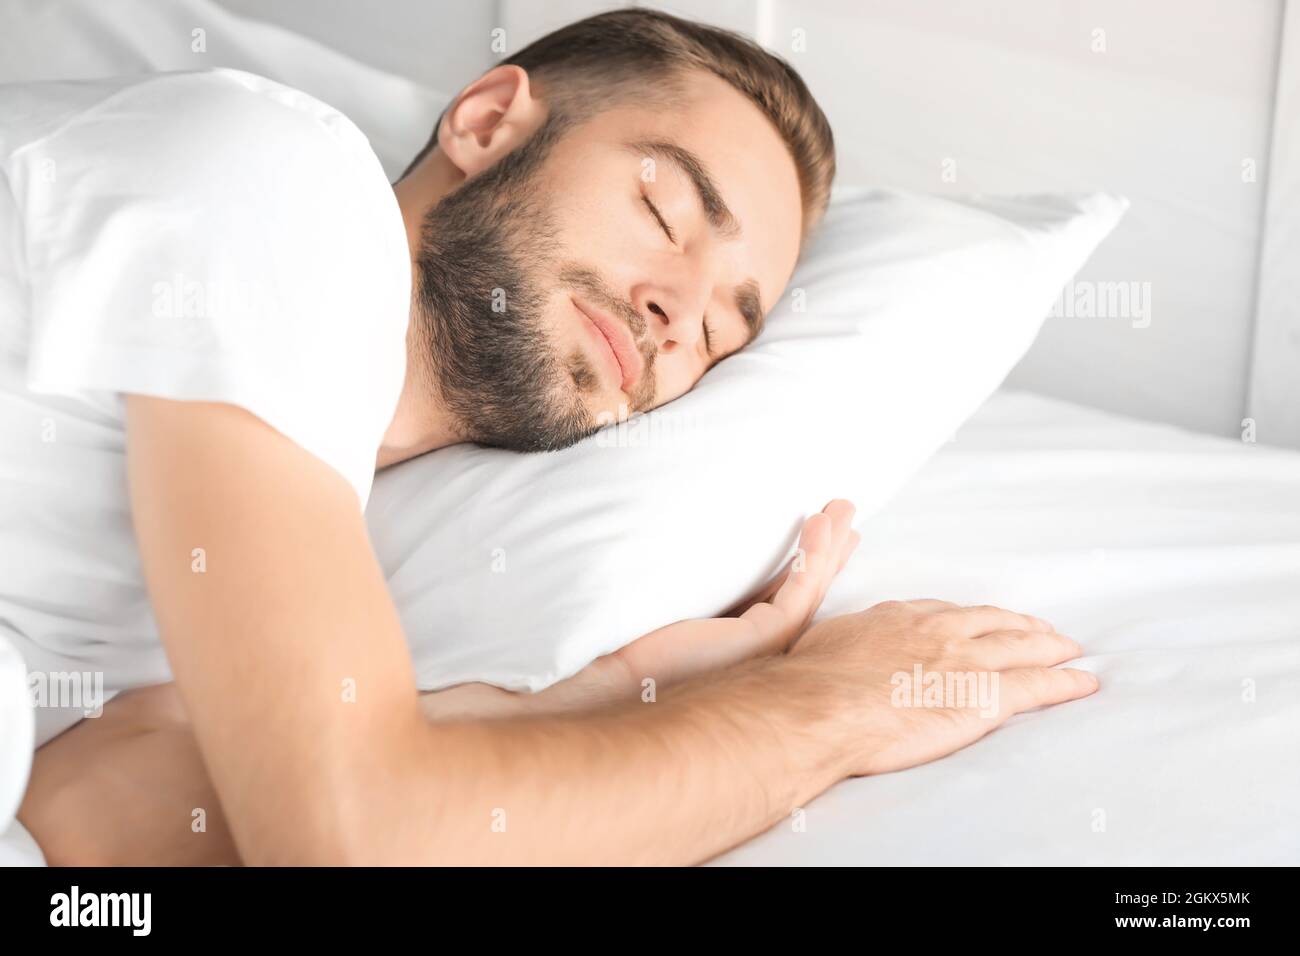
[574,297,644,392]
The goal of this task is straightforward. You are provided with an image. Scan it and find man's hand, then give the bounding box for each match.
[19,686,242,867]
[789,600,1098,776]
[612,499,859,687]
[433,499,859,720]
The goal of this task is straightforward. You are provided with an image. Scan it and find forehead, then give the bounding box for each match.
[551,69,805,312]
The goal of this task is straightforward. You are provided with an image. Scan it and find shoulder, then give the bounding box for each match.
[12,70,411,509]
[114,68,381,175]
[7,69,395,223]
[13,67,408,299]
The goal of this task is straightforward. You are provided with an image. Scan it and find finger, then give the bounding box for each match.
[821,498,855,533]
[614,613,808,693]
[721,503,853,619]
[964,629,1082,670]
[769,512,833,622]
[804,508,836,555]
[721,529,812,616]
[816,526,857,609]
[739,600,801,652]
[760,500,853,602]
[999,667,1099,716]
[835,530,860,575]
[821,499,856,570]
[813,499,855,602]
[944,604,1055,637]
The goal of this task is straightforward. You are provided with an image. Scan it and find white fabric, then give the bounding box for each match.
[0,627,40,866]
[0,0,446,181]
[0,68,411,750]
[0,819,45,867]
[715,391,1300,865]
[0,633,33,838]
[371,189,1127,692]
[2,68,410,504]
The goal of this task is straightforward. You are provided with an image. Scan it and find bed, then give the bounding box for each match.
[3,388,1295,866]
[714,389,1300,865]
[2,0,1296,867]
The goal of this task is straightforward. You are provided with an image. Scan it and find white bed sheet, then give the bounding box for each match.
[8,389,1294,867]
[713,390,1300,865]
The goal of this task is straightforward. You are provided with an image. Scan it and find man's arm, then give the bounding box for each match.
[128,397,1094,865]
[126,397,847,865]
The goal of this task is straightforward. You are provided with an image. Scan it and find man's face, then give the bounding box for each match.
[415,69,804,451]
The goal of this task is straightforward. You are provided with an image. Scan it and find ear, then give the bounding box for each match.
[437,65,546,177]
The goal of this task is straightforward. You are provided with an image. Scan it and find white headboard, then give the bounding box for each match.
[222,0,1299,447]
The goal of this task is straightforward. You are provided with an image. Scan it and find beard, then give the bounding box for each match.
[411,115,656,452]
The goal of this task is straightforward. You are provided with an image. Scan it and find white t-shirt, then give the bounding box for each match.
[0,69,412,746]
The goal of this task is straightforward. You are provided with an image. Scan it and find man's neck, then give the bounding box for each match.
[375,320,463,470]
[376,153,470,471]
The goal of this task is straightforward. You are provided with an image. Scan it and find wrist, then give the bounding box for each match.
[760,652,859,807]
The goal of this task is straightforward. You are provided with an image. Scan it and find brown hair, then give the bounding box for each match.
[410,8,835,237]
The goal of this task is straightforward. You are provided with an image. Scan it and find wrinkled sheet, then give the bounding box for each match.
[714,390,1300,865]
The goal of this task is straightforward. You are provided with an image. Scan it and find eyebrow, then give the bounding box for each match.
[623,138,765,344]
[624,139,741,239]
[735,278,764,342]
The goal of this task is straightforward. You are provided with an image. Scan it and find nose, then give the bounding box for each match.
[633,282,708,352]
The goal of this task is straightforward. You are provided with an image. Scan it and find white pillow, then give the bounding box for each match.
[1,2,1126,695]
[368,188,1128,692]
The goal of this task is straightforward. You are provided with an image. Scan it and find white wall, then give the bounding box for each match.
[759,0,1284,442]
[219,0,1293,443]
[219,0,498,93]
[1250,3,1300,448]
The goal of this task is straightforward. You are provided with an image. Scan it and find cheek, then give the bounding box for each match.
[544,173,654,276]
[650,356,700,409]
[548,167,625,239]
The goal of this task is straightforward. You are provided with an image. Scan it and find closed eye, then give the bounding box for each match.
[642,194,677,245]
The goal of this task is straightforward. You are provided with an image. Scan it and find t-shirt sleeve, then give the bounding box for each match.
[7,70,411,508]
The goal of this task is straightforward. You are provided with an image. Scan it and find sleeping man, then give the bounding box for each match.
[3,9,1097,865]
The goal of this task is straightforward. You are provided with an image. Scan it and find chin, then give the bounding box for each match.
[590,398,639,426]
